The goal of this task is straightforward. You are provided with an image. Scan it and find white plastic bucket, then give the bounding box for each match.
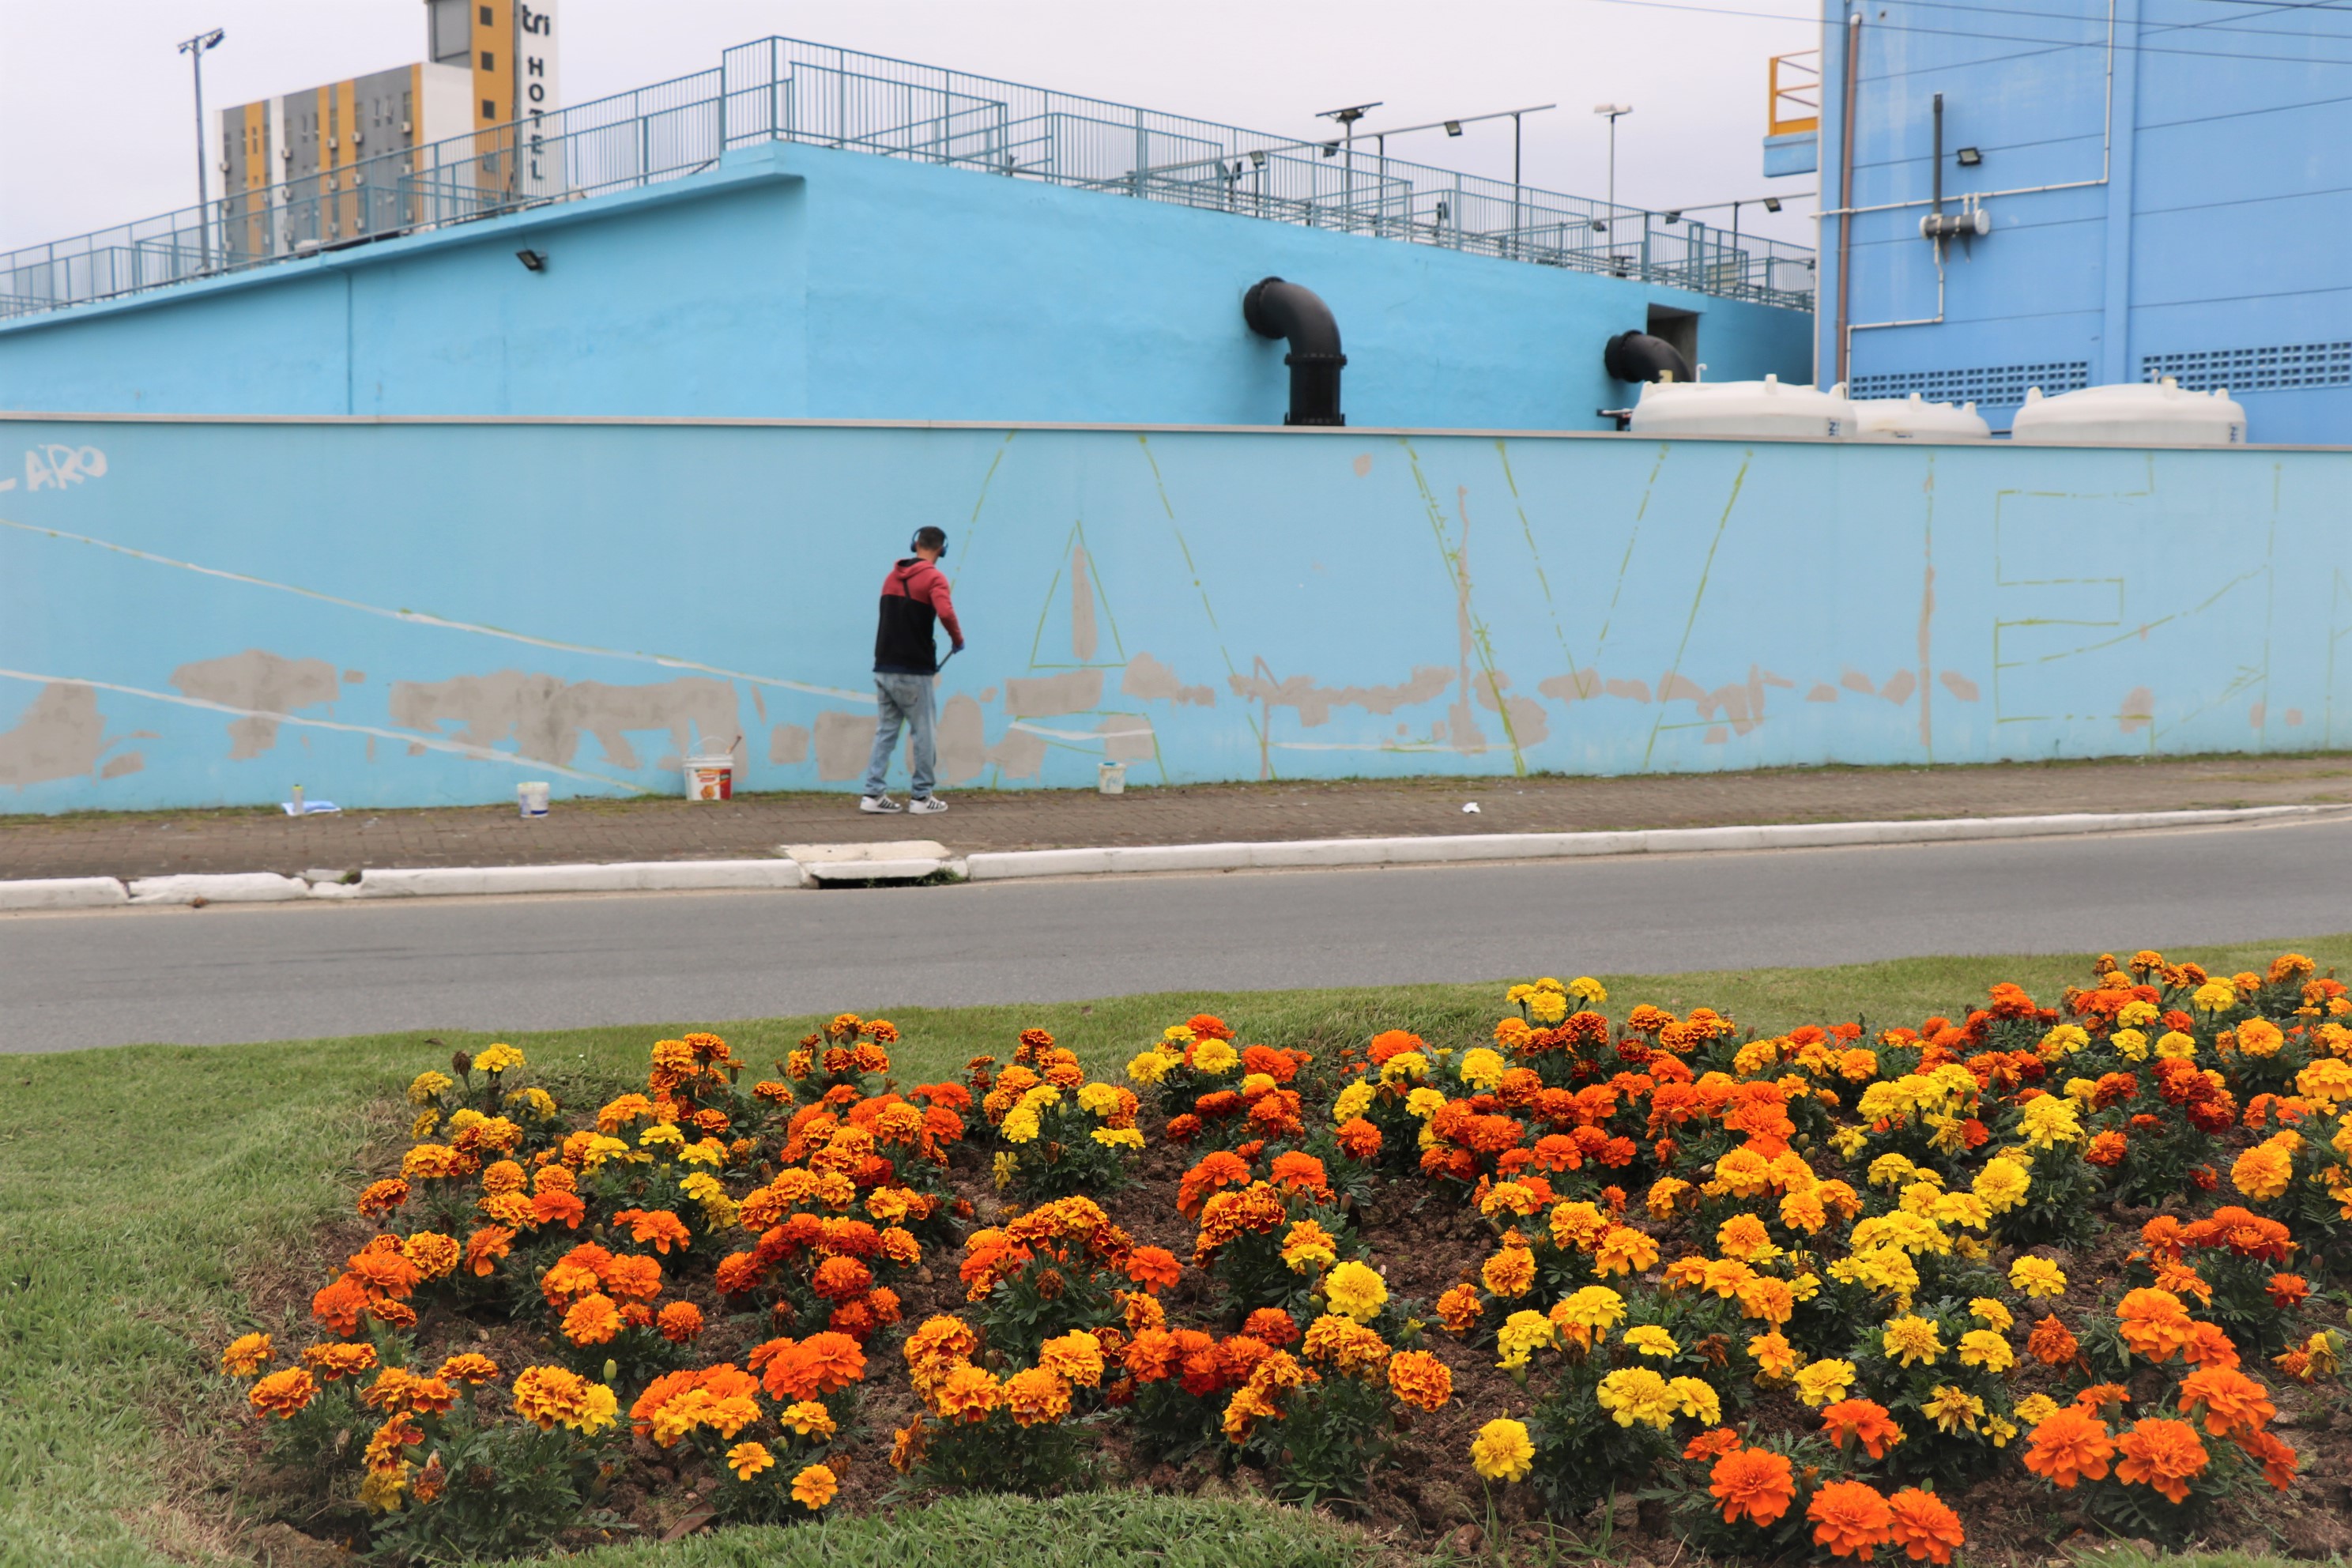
[683,755,733,801]
[1098,762,1126,796]
[518,781,551,817]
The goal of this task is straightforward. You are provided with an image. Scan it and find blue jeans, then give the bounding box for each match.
[863,673,937,798]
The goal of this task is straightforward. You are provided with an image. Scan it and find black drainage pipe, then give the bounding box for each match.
[1243,277,1346,426]
[1603,330,1693,386]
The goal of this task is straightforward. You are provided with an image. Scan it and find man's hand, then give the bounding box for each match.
[952,640,967,654]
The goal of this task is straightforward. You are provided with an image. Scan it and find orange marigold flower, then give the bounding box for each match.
[1885,1487,1965,1565]
[311,1276,371,1337]
[302,1341,380,1381]
[1336,1117,1382,1159]
[2022,1408,2113,1487]
[2115,1287,2194,1363]
[558,1288,623,1345]
[435,1352,499,1385]
[2236,1427,2298,1491]
[1435,1283,1484,1334]
[248,1368,318,1419]
[1822,1399,1905,1460]
[356,1178,410,1219]
[1685,1427,1743,1461]
[600,1253,664,1302]
[1177,1151,1253,1218]
[1003,1366,1073,1427]
[613,1208,694,1254]
[2026,1314,2079,1366]
[1242,1308,1300,1348]
[1126,1246,1183,1293]
[657,1302,706,1344]
[2176,1366,2274,1437]
[1709,1446,1796,1527]
[1808,1479,1894,1560]
[2113,1417,2209,1504]
[1386,1349,1453,1412]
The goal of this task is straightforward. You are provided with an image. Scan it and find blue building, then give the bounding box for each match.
[1792,1,2352,442]
[0,39,1815,429]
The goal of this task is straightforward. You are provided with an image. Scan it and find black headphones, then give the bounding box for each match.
[909,529,948,558]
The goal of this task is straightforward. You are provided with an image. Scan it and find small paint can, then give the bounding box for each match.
[518,781,551,818]
[1098,762,1126,796]
[683,755,734,801]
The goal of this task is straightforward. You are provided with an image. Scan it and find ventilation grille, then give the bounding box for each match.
[1848,360,2090,407]
[2143,341,2352,394]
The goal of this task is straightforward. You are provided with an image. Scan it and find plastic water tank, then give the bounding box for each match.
[1853,393,1990,442]
[2009,379,2247,446]
[1626,374,1857,439]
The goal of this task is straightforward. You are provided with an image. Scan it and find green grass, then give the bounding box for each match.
[6,937,2350,1567]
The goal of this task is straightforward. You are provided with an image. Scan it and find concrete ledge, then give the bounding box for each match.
[961,805,2339,882]
[799,858,946,884]
[351,860,806,897]
[0,876,131,910]
[127,872,311,904]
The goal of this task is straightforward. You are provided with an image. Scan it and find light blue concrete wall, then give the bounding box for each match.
[0,143,1810,432]
[1814,0,2352,443]
[3,414,2346,813]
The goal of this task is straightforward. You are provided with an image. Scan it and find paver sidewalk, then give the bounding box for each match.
[4,755,2348,882]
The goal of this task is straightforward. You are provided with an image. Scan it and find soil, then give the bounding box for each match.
[207,1074,2352,1566]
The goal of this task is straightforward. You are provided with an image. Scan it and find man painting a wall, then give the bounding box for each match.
[861,526,964,815]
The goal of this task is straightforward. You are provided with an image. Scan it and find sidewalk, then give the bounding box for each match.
[5,754,2347,883]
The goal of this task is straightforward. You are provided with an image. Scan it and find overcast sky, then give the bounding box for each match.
[0,0,1824,255]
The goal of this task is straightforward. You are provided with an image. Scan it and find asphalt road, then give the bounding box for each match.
[5,816,2349,1054]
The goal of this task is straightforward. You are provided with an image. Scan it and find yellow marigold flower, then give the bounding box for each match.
[1404,1086,1446,1120]
[2009,1255,2067,1298]
[1555,1285,1627,1332]
[1091,1125,1144,1149]
[1596,1367,1677,1430]
[1969,1297,2015,1332]
[2018,1095,2083,1149]
[1883,1315,1944,1367]
[1624,1325,1680,1359]
[780,1400,837,1438]
[1958,1329,2015,1372]
[1569,976,1608,1005]
[1972,1157,2031,1214]
[2015,1392,2063,1426]
[1331,1080,1375,1122]
[1457,1047,1507,1091]
[728,1441,775,1480]
[1592,1225,1660,1278]
[1495,1310,1557,1370]
[1646,1177,1694,1219]
[790,1463,839,1510]
[1323,1260,1389,1323]
[2113,1027,2150,1061]
[1126,1050,1171,1086]
[1280,1219,1340,1273]
[473,1044,526,1074]
[1471,1417,1535,1482]
[1382,1052,1431,1086]
[2191,980,2238,1012]
[1747,1330,1800,1380]
[1793,1358,1856,1408]
[1922,1385,1985,1434]
[406,1071,452,1105]
[1191,1039,1239,1076]
[2154,1030,2199,1061]
[220,1332,273,1377]
[2232,1138,2294,1201]
[2038,1024,2089,1059]
[1667,1376,1721,1424]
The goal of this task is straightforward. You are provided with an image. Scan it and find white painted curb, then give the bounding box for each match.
[127,872,311,904]
[350,859,807,898]
[0,876,131,911]
[3,804,2341,910]
[960,805,2346,882]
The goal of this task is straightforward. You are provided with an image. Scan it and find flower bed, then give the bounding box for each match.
[215,956,2352,1562]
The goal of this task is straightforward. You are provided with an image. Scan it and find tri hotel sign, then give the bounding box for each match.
[473,0,563,198]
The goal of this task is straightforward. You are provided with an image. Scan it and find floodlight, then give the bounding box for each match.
[1762,196,1782,212]
[1956,146,1982,166]
[515,248,546,271]
[1443,119,1462,136]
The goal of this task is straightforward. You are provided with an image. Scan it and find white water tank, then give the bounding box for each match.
[1626,374,1858,439]
[2009,379,2247,446]
[1853,393,1990,441]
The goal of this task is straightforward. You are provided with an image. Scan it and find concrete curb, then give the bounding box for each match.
[959,805,2346,882]
[1,804,2339,909]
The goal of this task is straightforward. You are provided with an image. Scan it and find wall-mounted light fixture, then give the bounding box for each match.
[515,248,546,271]
[1442,119,1462,137]
[1955,146,1982,167]
[1663,210,1682,224]
[1762,196,1783,212]
[1249,149,1267,168]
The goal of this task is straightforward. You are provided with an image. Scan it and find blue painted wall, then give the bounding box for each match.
[0,143,1811,432]
[1814,0,2352,442]
[3,414,2346,813]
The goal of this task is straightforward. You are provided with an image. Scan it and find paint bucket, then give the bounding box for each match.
[1098,762,1126,796]
[683,754,734,801]
[518,781,551,818]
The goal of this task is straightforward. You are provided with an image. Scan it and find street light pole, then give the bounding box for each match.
[1592,103,1631,222]
[179,28,226,267]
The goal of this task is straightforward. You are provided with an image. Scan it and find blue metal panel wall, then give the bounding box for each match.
[3,415,2346,813]
[1815,0,2352,443]
[0,144,1811,432]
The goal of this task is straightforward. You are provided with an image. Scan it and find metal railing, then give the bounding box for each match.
[1770,51,1822,137]
[0,36,1815,322]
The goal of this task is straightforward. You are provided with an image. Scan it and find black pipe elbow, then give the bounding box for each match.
[1603,330,1693,386]
[1243,276,1346,426]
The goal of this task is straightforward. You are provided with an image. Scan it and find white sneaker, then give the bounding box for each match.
[859,794,903,813]
[906,795,948,815]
